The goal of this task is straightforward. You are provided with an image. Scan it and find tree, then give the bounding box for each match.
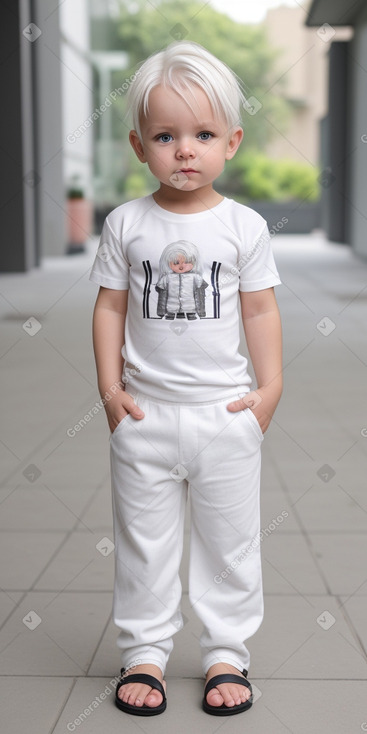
[114,0,290,149]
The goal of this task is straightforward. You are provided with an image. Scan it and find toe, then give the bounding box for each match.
[144,690,163,707]
[206,688,224,707]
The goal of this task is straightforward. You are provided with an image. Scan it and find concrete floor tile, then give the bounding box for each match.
[308,533,367,595]
[0,676,74,734]
[262,532,327,595]
[0,486,96,531]
[292,485,367,532]
[339,595,367,655]
[76,486,114,530]
[251,594,367,679]
[0,591,23,627]
[246,679,367,734]
[34,530,115,591]
[87,616,123,677]
[260,491,299,532]
[0,531,66,590]
[0,591,111,675]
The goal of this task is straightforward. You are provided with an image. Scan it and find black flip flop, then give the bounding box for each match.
[202,668,253,716]
[115,667,167,716]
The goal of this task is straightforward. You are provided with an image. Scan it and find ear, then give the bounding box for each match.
[129,130,147,163]
[225,126,243,160]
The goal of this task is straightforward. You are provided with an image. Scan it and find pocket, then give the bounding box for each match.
[243,407,264,442]
[109,392,140,440]
[109,410,133,439]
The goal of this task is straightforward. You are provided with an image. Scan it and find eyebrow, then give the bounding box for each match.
[146,121,220,133]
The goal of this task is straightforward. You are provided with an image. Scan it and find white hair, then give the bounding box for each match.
[126,41,247,141]
[157,240,203,279]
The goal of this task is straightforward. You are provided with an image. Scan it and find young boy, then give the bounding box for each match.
[89,40,282,717]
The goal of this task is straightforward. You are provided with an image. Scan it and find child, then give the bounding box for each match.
[89,40,282,717]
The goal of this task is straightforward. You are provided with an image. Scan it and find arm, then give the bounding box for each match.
[227,287,283,433]
[92,286,144,432]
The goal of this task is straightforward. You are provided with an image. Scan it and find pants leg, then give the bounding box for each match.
[182,396,264,676]
[109,390,187,675]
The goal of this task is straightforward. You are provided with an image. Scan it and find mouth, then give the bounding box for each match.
[178,168,198,173]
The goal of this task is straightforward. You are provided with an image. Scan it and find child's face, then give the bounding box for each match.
[129,84,242,194]
[169,254,193,273]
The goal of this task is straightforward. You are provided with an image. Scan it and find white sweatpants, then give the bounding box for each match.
[109,385,264,678]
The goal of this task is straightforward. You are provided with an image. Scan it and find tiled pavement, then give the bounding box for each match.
[1,231,367,733]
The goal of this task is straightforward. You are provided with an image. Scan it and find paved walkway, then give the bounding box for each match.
[1,231,366,733]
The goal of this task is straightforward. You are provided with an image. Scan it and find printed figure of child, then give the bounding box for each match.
[156,241,208,320]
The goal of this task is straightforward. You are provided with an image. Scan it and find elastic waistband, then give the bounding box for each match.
[125,384,249,407]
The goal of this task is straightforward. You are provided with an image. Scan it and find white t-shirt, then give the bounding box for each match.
[89,194,281,402]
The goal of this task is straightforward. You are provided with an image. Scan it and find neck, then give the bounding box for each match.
[152,184,224,213]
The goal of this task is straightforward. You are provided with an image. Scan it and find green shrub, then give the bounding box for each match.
[221,150,320,201]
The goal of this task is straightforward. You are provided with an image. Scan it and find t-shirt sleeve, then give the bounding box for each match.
[239,223,281,292]
[89,216,130,290]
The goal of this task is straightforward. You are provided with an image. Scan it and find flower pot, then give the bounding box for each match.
[66,197,93,254]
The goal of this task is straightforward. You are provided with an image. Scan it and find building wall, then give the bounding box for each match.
[349,2,367,257]
[60,0,94,201]
[33,0,66,258]
[263,6,352,165]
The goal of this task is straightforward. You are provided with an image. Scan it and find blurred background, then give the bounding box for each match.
[2,0,366,271]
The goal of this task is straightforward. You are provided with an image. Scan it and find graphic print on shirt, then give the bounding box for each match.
[142,240,222,320]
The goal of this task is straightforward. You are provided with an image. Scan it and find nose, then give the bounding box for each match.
[175,138,195,160]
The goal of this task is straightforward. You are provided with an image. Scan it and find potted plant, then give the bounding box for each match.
[66,175,93,254]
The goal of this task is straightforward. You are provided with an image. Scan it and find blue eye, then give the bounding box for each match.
[198,132,212,141]
[157,134,173,143]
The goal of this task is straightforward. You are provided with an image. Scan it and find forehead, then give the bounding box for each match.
[142,84,218,128]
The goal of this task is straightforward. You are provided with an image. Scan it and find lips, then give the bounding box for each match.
[178,169,198,173]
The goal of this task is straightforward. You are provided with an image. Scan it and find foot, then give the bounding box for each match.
[205,663,251,709]
[117,664,166,709]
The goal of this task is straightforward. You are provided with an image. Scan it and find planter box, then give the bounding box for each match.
[66,198,94,254]
[248,200,322,234]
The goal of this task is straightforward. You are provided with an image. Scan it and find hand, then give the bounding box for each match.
[105,389,145,434]
[226,386,282,435]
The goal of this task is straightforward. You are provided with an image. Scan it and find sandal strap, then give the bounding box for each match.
[204,673,252,697]
[116,672,166,700]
